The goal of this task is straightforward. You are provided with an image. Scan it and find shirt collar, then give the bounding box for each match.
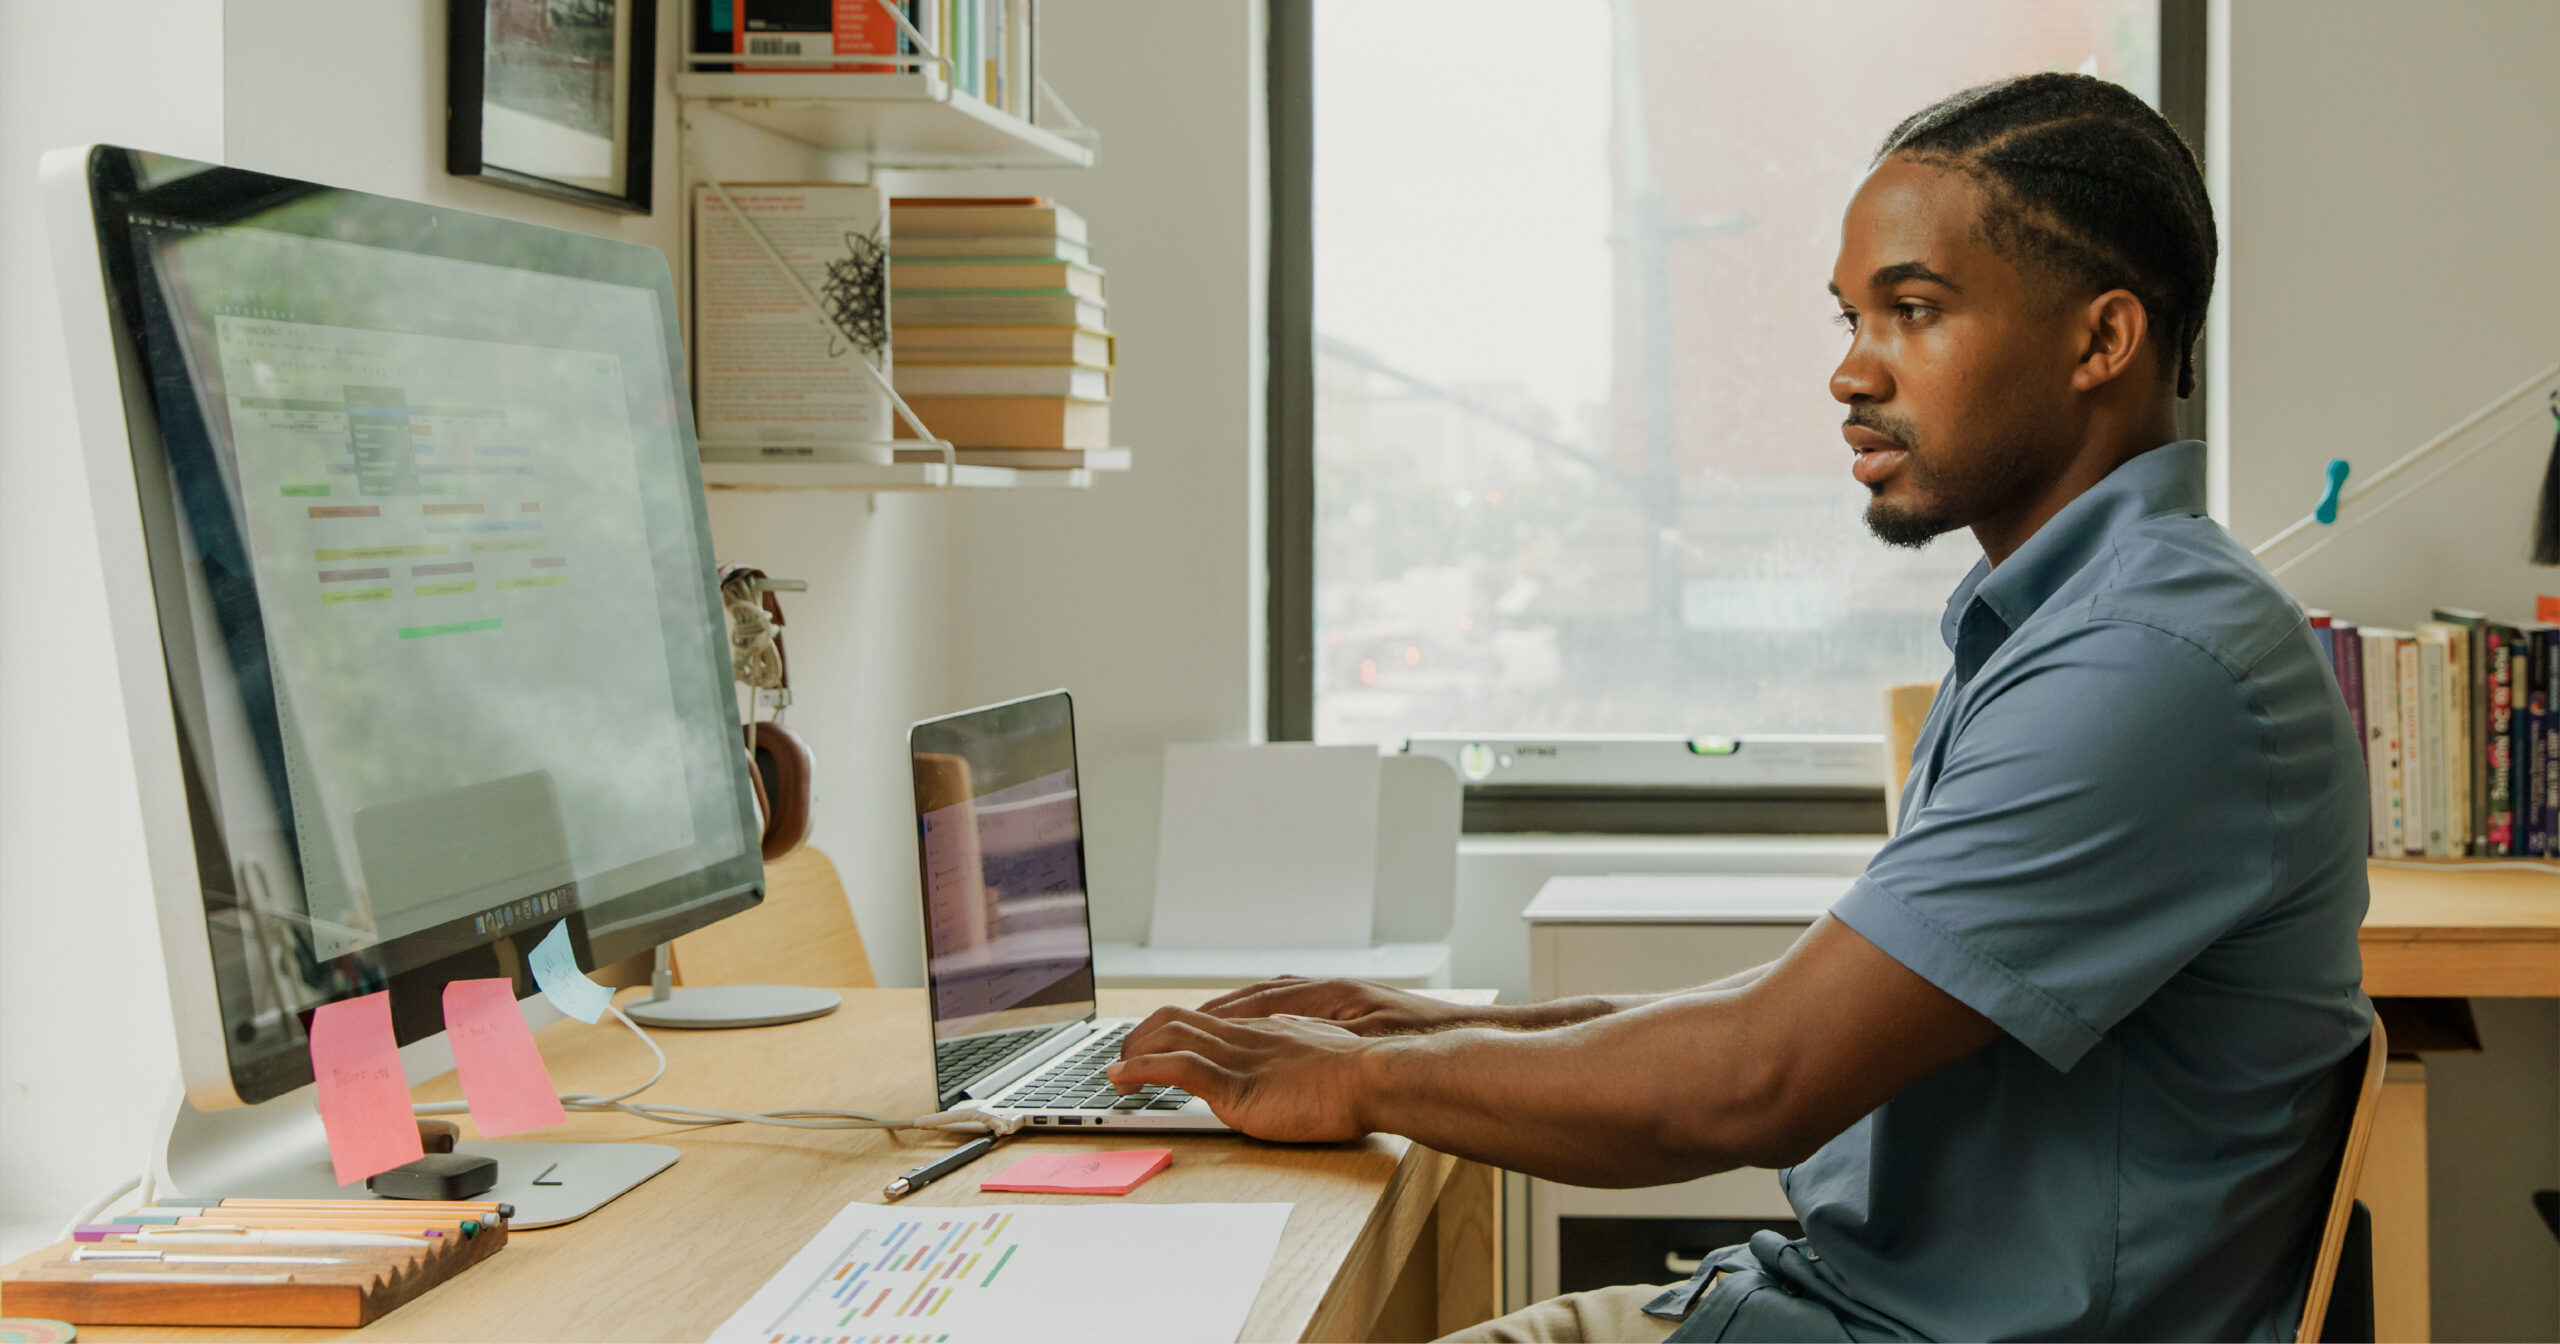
[1940,440,2208,652]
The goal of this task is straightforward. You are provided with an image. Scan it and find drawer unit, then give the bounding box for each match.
[1521,872,1846,1301]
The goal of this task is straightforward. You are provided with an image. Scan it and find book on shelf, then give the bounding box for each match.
[692,1,1040,113]
[890,201,1087,242]
[893,365,1108,398]
[890,258,1105,299]
[892,446,1130,470]
[894,325,1113,367]
[2319,600,2560,857]
[891,233,1092,264]
[691,183,891,461]
[894,395,1108,449]
[894,292,1104,328]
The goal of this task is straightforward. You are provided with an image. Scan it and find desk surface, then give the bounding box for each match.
[2360,860,2557,997]
[3,989,1489,1343]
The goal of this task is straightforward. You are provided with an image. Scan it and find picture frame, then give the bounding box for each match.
[448,0,657,214]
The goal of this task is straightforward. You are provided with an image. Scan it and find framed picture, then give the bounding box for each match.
[448,0,657,214]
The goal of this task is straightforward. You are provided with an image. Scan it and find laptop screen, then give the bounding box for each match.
[909,692,1099,1060]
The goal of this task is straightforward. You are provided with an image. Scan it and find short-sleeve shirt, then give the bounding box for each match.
[1655,441,2372,1342]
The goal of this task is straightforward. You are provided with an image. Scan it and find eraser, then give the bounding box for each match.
[366,1152,499,1201]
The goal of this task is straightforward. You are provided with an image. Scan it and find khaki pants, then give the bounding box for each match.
[1437,1283,1685,1344]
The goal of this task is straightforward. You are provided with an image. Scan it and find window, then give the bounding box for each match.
[1272,1,2188,752]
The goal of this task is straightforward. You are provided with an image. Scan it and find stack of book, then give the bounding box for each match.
[887,196,1120,470]
[2310,603,2559,857]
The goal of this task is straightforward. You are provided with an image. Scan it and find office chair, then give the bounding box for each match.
[2298,1014,2388,1344]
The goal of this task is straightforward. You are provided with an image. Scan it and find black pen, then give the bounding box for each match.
[883,1136,998,1201]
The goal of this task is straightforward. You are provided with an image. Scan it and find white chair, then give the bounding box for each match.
[1094,752,1462,990]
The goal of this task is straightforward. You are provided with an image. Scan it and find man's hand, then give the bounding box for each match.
[1194,976,1489,1036]
[1106,1006,1376,1142]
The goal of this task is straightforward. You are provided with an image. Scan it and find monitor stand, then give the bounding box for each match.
[619,943,840,1029]
[153,1081,677,1229]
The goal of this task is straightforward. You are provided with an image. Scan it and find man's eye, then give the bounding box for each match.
[1896,302,1933,322]
[1834,311,1858,333]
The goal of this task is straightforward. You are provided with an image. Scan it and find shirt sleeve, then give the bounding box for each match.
[1832,618,2275,1072]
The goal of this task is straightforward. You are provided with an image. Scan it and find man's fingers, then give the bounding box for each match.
[1120,1005,1192,1059]
[1120,1007,1254,1062]
[1198,976,1310,1015]
[1106,1049,1227,1097]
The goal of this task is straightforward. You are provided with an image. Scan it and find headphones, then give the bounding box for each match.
[720,564,813,861]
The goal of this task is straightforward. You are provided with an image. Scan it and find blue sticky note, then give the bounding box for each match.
[528,923,613,1024]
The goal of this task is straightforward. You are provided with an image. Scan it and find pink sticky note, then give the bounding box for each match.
[979,1148,1172,1196]
[309,991,425,1185]
[443,978,568,1137]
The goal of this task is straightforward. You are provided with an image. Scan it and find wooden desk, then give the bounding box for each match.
[2352,859,2557,1342]
[1,989,1502,1343]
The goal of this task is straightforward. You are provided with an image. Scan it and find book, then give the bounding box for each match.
[2395,633,2425,856]
[894,325,1113,367]
[890,234,1092,264]
[891,446,1131,469]
[2359,629,2402,855]
[2535,626,2560,856]
[892,364,1109,398]
[890,202,1088,242]
[895,394,1108,448]
[2413,628,2451,856]
[734,0,903,74]
[2333,619,2365,775]
[894,293,1106,328]
[2415,620,2472,855]
[2432,608,2492,851]
[2485,623,2521,855]
[890,259,1105,299]
[691,183,891,457]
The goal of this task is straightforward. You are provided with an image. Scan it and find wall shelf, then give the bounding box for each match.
[675,71,1094,169]
[700,457,1122,492]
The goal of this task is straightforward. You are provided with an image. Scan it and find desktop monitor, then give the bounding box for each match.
[42,145,764,1121]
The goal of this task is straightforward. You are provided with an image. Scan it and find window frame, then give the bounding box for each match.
[1266,0,2208,832]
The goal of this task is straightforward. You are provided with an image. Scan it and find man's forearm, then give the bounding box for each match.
[1486,961,1779,1032]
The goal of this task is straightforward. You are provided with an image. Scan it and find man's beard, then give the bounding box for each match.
[1849,407,2042,550]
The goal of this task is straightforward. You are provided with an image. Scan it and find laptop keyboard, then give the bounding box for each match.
[934,1026,1051,1096]
[995,1023,1195,1113]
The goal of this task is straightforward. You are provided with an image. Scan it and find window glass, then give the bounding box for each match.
[1312,0,2160,744]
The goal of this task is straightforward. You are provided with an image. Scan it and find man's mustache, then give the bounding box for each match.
[1844,405,1916,450]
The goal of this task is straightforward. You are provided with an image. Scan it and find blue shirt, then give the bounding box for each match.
[1658,442,2372,1342]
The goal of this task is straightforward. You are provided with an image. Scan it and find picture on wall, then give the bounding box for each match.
[448,0,657,213]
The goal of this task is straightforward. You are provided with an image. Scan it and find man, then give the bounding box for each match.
[1111,72,2371,1342]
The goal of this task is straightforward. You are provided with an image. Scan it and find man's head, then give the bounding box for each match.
[1830,73,2216,554]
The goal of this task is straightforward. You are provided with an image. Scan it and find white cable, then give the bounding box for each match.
[60,1171,144,1239]
[413,998,1015,1136]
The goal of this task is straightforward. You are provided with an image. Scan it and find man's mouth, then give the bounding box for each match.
[1844,423,1909,485]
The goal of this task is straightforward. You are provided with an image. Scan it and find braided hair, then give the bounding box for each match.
[1876,72,2217,398]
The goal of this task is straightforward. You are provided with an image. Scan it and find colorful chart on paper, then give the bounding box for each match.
[709,1201,1292,1344]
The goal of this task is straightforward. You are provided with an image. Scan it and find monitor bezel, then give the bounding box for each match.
[908,690,1103,1108]
[47,144,767,1108]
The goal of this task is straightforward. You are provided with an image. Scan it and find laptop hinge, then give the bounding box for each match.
[964,1020,1094,1101]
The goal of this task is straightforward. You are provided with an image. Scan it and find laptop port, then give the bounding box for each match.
[1032,1116,1049,1124]
[1059,1117,1081,1125]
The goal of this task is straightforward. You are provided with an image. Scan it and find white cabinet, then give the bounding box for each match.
[1521,873,1849,1300]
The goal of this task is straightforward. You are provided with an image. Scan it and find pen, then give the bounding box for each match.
[73,1248,354,1265]
[883,1136,998,1200]
[127,1228,428,1247]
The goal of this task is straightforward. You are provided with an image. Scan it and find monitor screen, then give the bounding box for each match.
[72,148,762,1103]
[909,692,1099,1076]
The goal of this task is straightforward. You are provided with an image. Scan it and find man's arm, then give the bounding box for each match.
[1110,916,1997,1187]
[1191,962,1784,1036]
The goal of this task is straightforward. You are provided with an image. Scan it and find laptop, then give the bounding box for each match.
[908,691,1231,1132]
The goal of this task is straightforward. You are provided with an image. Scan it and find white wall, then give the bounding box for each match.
[0,0,226,1260]
[0,0,960,1255]
[925,0,1272,946]
[2214,5,2560,1337]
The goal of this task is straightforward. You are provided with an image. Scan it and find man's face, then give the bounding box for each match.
[1828,156,2081,548]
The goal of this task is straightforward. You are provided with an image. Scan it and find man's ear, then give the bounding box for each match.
[2070,289,2151,391]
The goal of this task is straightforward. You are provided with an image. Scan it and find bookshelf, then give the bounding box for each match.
[675,71,1093,170]
[700,456,1125,492]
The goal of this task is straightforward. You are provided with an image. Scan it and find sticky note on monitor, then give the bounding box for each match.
[979,1148,1172,1195]
[308,990,425,1185]
[443,977,567,1137]
[527,922,614,1023]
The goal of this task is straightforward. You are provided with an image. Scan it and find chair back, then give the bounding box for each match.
[1882,682,1938,833]
[1373,752,1461,943]
[669,845,877,989]
[2296,1014,2389,1344]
